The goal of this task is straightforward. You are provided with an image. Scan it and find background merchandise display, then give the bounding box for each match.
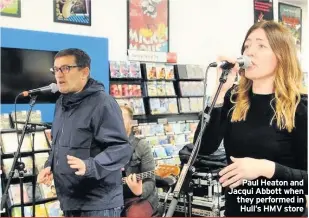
[0,111,63,217]
[109,60,227,216]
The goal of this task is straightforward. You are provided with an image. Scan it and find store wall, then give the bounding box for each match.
[1,0,307,65]
[1,0,307,118]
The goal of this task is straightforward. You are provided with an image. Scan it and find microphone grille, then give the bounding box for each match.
[241,56,251,69]
[50,83,59,93]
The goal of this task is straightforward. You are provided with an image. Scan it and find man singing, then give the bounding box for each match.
[37,48,132,217]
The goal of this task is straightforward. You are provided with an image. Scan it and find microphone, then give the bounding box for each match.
[21,83,59,97]
[210,55,251,70]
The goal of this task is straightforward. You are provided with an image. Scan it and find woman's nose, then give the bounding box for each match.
[244,45,256,57]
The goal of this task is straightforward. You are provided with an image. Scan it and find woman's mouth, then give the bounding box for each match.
[247,61,256,70]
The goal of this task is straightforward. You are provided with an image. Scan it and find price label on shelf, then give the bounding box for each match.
[131,120,138,126]
[158,118,167,124]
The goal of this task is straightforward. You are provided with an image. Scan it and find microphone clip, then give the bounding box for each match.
[210,61,235,70]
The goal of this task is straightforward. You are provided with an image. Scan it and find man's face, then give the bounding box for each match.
[53,55,88,93]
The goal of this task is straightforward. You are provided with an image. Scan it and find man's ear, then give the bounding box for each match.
[82,67,90,79]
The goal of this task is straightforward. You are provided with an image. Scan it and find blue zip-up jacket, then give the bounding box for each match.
[45,78,132,211]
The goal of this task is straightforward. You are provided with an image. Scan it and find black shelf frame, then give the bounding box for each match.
[110,77,143,81]
[8,197,58,209]
[1,149,51,159]
[0,124,57,217]
[108,61,203,123]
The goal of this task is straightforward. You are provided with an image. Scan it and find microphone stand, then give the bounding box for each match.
[14,121,52,129]
[0,95,38,217]
[164,67,231,217]
[30,125,37,217]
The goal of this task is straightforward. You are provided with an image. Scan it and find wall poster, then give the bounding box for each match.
[128,0,169,53]
[54,0,91,26]
[278,3,302,53]
[254,0,274,23]
[0,0,21,17]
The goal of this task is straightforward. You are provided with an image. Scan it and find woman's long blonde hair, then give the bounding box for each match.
[231,21,305,132]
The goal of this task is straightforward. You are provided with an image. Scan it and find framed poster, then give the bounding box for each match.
[278,3,302,53]
[254,0,273,23]
[0,0,21,17]
[54,0,91,26]
[128,0,169,53]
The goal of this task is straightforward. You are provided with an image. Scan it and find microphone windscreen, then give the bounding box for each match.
[50,83,59,93]
[241,56,251,69]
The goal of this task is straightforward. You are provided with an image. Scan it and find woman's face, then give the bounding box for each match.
[243,28,277,81]
[121,108,132,135]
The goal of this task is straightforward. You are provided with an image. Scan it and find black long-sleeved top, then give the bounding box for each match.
[194,87,307,217]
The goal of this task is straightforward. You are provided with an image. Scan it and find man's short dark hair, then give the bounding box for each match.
[54,48,91,70]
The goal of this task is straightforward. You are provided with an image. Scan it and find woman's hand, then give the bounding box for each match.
[211,56,240,104]
[219,156,275,189]
[216,56,240,91]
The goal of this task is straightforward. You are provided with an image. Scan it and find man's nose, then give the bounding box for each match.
[54,71,64,78]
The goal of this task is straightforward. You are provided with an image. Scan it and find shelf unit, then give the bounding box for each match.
[108,60,207,167]
[0,113,61,217]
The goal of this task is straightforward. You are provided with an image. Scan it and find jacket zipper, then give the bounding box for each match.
[56,111,66,167]
[60,112,66,145]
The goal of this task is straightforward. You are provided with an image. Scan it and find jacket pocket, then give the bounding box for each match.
[58,144,91,175]
[57,144,91,194]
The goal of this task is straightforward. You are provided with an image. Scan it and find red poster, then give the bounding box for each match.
[254,0,274,23]
[128,0,169,53]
